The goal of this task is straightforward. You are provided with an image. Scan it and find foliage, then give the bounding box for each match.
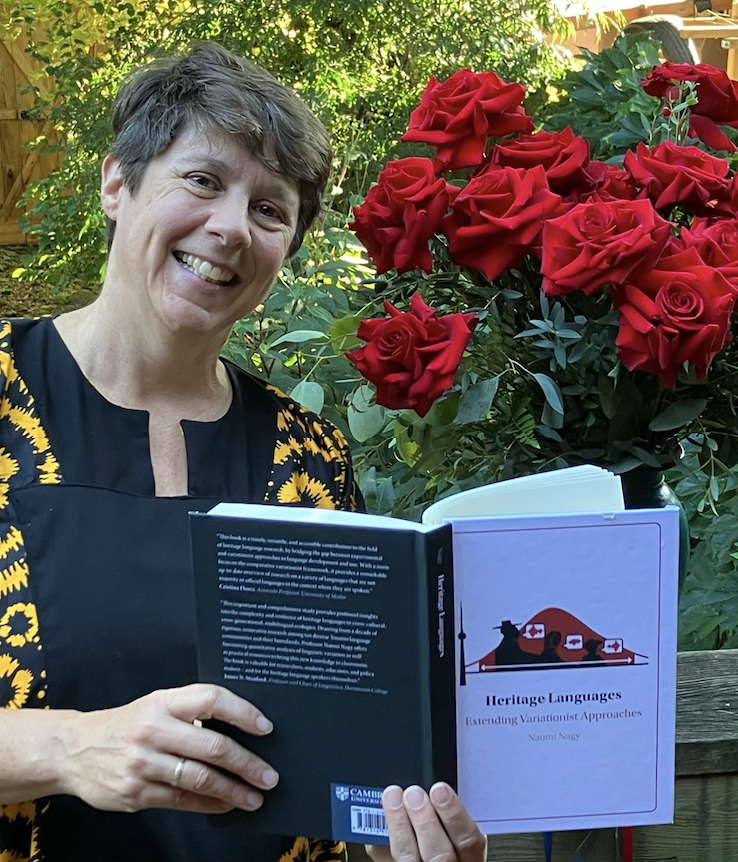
[3,0,572,290]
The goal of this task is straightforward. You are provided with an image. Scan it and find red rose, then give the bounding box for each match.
[623,141,738,217]
[442,165,562,280]
[641,62,738,151]
[574,164,639,204]
[487,127,596,194]
[402,69,533,171]
[684,217,738,287]
[540,199,672,296]
[688,217,738,262]
[350,158,460,274]
[346,293,477,417]
[611,245,738,387]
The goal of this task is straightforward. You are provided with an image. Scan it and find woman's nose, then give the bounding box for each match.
[207,195,252,247]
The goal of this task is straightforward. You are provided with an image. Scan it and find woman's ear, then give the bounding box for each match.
[101,155,125,220]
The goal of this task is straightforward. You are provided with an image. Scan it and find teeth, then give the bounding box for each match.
[179,253,234,285]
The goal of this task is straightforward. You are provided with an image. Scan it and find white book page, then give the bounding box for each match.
[423,467,624,525]
[207,502,435,532]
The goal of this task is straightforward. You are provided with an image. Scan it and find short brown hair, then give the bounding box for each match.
[107,42,332,256]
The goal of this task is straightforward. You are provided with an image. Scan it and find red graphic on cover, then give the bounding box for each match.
[463,607,647,674]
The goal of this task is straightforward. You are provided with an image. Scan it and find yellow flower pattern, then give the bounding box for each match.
[0,321,58,860]
[264,388,355,511]
[0,323,356,862]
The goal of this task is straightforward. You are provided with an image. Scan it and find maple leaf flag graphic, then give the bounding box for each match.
[602,638,624,654]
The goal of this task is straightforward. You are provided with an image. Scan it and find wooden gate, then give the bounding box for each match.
[0,35,58,245]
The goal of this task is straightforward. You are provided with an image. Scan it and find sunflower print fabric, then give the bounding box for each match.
[0,319,353,862]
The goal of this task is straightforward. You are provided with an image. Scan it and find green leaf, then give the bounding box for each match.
[395,425,422,466]
[456,378,499,423]
[347,385,385,443]
[532,373,564,415]
[330,315,361,352]
[268,329,328,348]
[289,380,324,415]
[648,399,708,432]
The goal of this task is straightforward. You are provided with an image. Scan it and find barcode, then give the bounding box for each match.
[350,805,388,837]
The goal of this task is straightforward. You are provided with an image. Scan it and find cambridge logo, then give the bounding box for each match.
[335,786,350,802]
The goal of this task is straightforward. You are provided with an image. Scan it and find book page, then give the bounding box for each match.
[452,508,678,832]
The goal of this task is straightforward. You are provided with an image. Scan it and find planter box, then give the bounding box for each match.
[350,649,738,861]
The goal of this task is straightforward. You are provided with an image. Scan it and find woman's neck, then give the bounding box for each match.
[53,296,233,422]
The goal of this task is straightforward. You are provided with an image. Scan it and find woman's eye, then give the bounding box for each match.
[254,203,284,222]
[188,174,218,190]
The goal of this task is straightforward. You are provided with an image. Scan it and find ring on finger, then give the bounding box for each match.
[172,757,187,788]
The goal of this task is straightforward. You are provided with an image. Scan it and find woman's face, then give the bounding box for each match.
[101,127,300,340]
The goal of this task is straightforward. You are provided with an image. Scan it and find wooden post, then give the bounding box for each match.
[728,0,738,79]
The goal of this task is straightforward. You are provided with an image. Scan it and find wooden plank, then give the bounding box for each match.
[0,139,44,221]
[0,42,22,214]
[676,649,738,744]
[0,110,17,120]
[728,0,738,80]
[0,223,28,244]
[4,40,50,98]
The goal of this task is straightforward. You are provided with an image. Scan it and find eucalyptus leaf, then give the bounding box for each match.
[348,401,385,442]
[456,378,499,423]
[269,329,328,348]
[289,380,325,415]
[532,373,564,415]
[648,399,708,432]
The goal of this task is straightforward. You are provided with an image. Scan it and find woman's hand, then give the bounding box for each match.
[59,683,277,814]
[367,783,486,862]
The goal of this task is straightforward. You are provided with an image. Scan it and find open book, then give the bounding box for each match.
[190,465,678,840]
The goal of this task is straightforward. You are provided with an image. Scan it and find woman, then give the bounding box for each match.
[0,42,486,862]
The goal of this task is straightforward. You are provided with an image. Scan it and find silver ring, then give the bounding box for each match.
[172,757,186,788]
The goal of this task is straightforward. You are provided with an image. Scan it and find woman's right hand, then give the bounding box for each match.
[59,683,277,814]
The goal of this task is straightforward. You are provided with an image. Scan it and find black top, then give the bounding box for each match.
[0,317,357,862]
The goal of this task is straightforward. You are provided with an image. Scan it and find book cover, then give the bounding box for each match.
[450,507,679,833]
[189,505,456,842]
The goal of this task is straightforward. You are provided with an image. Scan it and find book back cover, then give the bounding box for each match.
[190,510,455,841]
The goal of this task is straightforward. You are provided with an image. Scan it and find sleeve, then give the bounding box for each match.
[0,320,54,862]
[263,389,362,514]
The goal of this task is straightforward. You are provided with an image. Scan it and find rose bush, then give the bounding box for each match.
[330,35,738,521]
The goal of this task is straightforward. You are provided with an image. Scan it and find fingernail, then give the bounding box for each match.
[244,790,263,810]
[256,715,273,733]
[383,785,403,810]
[404,785,425,810]
[261,768,279,788]
[430,782,451,806]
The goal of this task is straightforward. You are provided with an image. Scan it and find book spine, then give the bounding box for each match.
[419,525,457,789]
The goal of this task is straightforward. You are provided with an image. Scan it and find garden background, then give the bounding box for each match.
[2,0,738,655]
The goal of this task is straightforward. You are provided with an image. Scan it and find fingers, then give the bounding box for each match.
[426,784,486,862]
[65,684,279,815]
[379,784,486,862]
[153,713,279,793]
[164,683,274,736]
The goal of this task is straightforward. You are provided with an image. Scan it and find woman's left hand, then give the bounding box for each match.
[366,783,486,862]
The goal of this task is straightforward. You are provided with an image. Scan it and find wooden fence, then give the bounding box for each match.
[0,34,59,245]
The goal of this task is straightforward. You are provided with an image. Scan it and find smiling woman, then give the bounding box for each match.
[0,42,485,862]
